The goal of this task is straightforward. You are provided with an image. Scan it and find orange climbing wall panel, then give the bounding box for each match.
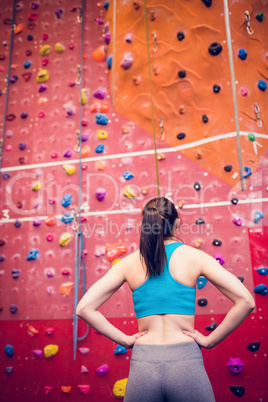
[0,0,268,401]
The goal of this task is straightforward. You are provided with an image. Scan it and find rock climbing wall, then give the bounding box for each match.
[0,0,267,401]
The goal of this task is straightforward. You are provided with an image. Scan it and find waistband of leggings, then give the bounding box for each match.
[131,341,202,362]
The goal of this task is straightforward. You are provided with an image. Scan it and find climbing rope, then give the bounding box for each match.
[143,0,160,196]
[112,0,116,108]
[73,0,89,361]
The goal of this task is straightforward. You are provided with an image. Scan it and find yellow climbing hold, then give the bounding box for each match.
[80,88,88,105]
[36,69,49,83]
[124,185,136,199]
[44,344,59,358]
[60,232,72,247]
[55,42,65,53]
[39,44,51,56]
[112,259,121,265]
[32,180,41,191]
[113,378,128,399]
[97,130,108,140]
[63,164,76,175]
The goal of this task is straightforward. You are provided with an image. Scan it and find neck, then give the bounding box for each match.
[164,236,177,245]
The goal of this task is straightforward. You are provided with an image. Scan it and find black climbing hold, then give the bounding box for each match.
[229,386,245,397]
[27,35,34,41]
[237,276,244,283]
[231,197,239,205]
[205,321,217,331]
[209,42,222,56]
[196,218,205,225]
[202,114,208,123]
[193,182,201,191]
[247,342,260,352]
[256,13,264,22]
[201,0,212,7]
[224,165,232,172]
[212,239,222,246]
[177,132,186,140]
[177,31,185,41]
[198,298,208,307]
[11,269,20,279]
[213,84,221,93]
[178,70,186,78]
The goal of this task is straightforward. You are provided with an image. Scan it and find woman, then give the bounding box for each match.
[76,197,255,401]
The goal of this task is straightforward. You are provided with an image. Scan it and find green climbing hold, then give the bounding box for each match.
[256,13,264,22]
[248,133,255,142]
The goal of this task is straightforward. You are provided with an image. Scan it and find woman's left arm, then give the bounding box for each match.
[76,259,147,348]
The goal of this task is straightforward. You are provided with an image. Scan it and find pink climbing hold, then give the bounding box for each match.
[81,365,88,373]
[46,234,54,242]
[45,328,54,335]
[233,216,242,226]
[77,385,90,395]
[51,152,58,158]
[33,349,43,358]
[241,88,248,96]
[44,386,53,395]
[96,364,109,376]
[43,33,48,40]
[69,43,75,50]
[79,347,90,355]
[42,58,49,66]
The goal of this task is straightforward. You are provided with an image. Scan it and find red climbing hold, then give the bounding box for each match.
[44,386,54,395]
[77,385,90,395]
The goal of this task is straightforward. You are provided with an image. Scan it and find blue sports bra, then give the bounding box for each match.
[132,242,196,318]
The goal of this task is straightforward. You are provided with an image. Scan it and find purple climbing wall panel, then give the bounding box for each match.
[0,0,268,401]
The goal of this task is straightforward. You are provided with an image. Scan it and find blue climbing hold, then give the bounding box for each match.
[103,1,109,10]
[96,113,108,125]
[61,193,72,207]
[4,344,14,357]
[27,35,34,41]
[10,304,18,314]
[238,49,247,60]
[256,268,268,276]
[14,220,21,228]
[24,60,31,69]
[114,345,128,355]
[254,211,263,224]
[258,80,267,91]
[254,284,268,295]
[107,55,112,70]
[123,171,134,180]
[61,212,74,224]
[26,249,39,261]
[5,367,13,375]
[197,276,208,289]
[95,144,104,153]
[0,255,5,262]
[243,166,252,178]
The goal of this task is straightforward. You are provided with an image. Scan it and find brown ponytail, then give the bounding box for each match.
[139,197,179,276]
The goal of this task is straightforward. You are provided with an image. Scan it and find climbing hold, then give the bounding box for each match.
[36,69,49,83]
[113,378,128,398]
[46,268,55,278]
[224,165,232,172]
[120,52,133,70]
[60,283,74,296]
[6,113,16,121]
[178,200,185,209]
[229,386,245,397]
[61,386,71,394]
[177,132,186,140]
[233,216,242,226]
[227,357,244,374]
[63,164,76,175]
[0,239,6,246]
[95,144,104,153]
[107,55,112,69]
[14,220,22,228]
[208,42,222,56]
[77,385,90,395]
[10,75,18,83]
[105,242,128,262]
[81,145,90,158]
[33,349,43,358]
[55,8,63,18]
[44,387,53,395]
[205,321,217,331]
[94,87,106,99]
[196,218,204,225]
[22,72,31,82]
[197,276,207,289]
[123,171,134,180]
[14,23,24,34]
[63,101,76,117]
[231,197,239,205]
[212,239,222,246]
[177,31,185,41]
[81,365,88,373]
[61,193,72,207]
[28,325,39,337]
[202,114,208,123]
[32,180,41,191]
[39,45,51,56]
[243,166,252,178]
[125,33,133,43]
[62,269,70,276]
[79,347,90,354]
[178,70,186,78]
[33,217,42,226]
[157,153,165,161]
[90,100,109,113]
[4,345,14,357]
[24,60,31,69]
[44,344,59,358]
[5,367,13,375]
[27,35,34,41]
[96,114,108,125]
[214,253,225,265]
[27,249,39,261]
[92,45,106,62]
[213,84,221,93]
[59,233,72,247]
[96,364,109,376]
[63,149,72,158]
[238,49,247,60]
[198,298,208,307]
[247,342,260,352]
[114,345,128,355]
[39,84,47,92]
[202,0,212,7]
[96,160,106,170]
[61,213,73,224]
[254,284,268,295]
[95,246,106,257]
[256,13,264,22]
[81,132,90,142]
[45,328,54,336]
[96,188,106,201]
[256,268,268,275]
[20,112,28,119]
[80,88,88,105]
[254,211,263,224]
[258,80,267,91]
[45,216,56,226]
[194,238,202,248]
[124,185,136,199]
[10,304,18,314]
[248,133,255,142]
[241,88,248,96]
[193,182,201,191]
[11,269,20,279]
[103,1,109,10]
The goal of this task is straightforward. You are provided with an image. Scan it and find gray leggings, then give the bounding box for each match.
[124,342,216,402]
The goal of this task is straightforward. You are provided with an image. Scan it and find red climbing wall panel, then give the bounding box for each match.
[0,0,268,401]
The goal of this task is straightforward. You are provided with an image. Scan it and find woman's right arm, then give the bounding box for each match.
[183,249,255,349]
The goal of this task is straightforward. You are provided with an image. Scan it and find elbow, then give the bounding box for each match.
[242,297,255,312]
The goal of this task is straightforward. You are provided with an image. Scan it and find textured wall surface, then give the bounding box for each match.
[0,0,267,401]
